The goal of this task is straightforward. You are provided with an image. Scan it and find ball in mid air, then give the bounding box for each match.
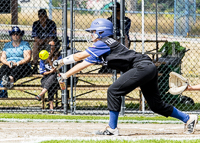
[39,50,49,60]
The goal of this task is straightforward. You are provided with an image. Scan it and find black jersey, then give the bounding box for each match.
[107,16,131,39]
[32,19,57,39]
[100,37,152,72]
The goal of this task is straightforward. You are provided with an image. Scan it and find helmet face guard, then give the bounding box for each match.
[85,18,113,41]
[85,32,99,43]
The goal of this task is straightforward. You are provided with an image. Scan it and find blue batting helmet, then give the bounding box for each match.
[85,18,113,39]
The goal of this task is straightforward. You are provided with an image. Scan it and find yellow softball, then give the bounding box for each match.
[39,50,49,60]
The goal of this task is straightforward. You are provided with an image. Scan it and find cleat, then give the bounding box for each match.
[7,82,14,89]
[95,125,119,136]
[2,75,9,86]
[1,75,13,89]
[184,114,198,134]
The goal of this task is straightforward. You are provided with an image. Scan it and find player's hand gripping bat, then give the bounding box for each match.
[56,69,66,90]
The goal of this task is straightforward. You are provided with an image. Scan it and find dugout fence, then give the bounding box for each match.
[0,0,200,115]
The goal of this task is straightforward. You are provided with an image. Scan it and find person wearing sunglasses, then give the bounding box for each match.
[0,26,32,88]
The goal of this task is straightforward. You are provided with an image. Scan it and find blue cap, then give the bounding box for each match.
[9,26,24,36]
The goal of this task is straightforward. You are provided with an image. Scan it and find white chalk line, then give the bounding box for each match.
[0,124,193,131]
[1,136,200,143]
[3,124,199,132]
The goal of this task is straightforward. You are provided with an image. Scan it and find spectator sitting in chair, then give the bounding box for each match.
[0,26,32,88]
[32,9,57,73]
[36,37,61,114]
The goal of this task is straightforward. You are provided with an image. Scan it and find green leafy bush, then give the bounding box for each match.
[158,41,186,59]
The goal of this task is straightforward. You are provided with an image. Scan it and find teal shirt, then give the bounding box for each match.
[3,40,31,63]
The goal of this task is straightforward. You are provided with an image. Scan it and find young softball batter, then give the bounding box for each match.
[53,18,198,135]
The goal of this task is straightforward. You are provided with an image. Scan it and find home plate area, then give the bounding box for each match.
[0,122,200,143]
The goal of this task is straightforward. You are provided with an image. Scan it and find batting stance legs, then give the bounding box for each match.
[108,61,173,116]
[104,61,198,135]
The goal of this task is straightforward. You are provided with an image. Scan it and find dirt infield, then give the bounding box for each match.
[0,122,200,143]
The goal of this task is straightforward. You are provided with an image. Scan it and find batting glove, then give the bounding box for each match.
[53,60,64,70]
[60,73,67,80]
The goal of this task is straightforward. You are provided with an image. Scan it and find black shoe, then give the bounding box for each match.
[1,75,13,88]
[7,82,14,89]
[35,95,42,101]
[48,109,54,114]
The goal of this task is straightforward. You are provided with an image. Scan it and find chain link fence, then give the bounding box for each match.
[0,0,200,115]
[0,0,63,113]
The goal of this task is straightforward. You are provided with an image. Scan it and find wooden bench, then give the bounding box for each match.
[0,73,142,109]
[0,64,164,110]
[0,71,164,110]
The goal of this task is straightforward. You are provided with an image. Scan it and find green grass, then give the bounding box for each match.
[40,139,200,143]
[0,113,180,121]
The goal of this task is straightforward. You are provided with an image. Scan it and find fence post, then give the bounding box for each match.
[120,0,125,116]
[156,0,159,61]
[141,0,145,114]
[49,0,52,20]
[70,0,74,115]
[63,0,68,115]
[112,0,118,112]
[174,0,177,36]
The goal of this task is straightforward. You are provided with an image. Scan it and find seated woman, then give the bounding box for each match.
[0,26,32,88]
[36,37,61,114]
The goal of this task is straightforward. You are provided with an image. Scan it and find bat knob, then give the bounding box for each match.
[53,60,59,68]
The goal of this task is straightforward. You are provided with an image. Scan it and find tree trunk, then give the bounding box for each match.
[11,0,18,25]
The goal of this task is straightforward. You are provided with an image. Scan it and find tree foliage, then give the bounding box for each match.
[52,0,62,7]
[135,0,174,12]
